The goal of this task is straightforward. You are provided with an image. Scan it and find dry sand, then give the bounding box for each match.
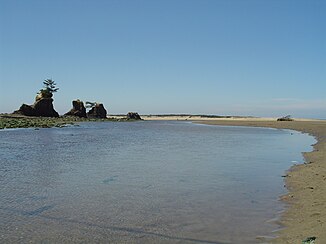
[144,116,326,243]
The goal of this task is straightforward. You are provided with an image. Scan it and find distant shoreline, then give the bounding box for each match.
[139,114,322,122]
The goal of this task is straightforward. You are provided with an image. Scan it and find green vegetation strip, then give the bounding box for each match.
[0,115,128,130]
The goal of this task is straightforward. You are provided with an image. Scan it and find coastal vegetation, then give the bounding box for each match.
[0,114,114,129]
[0,113,142,130]
[37,79,59,99]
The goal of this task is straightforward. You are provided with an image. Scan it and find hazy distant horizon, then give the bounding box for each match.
[1,0,325,119]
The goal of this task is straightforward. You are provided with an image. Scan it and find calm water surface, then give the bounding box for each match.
[0,121,315,243]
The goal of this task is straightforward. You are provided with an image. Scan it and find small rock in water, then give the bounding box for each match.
[126,112,142,120]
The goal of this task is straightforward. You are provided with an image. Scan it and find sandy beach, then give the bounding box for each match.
[144,116,326,243]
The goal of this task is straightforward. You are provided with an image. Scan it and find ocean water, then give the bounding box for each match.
[0,121,315,243]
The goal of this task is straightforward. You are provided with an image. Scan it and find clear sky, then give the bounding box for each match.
[0,0,325,118]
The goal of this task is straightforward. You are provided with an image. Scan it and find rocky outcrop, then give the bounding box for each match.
[87,103,107,118]
[16,104,35,116]
[35,90,52,102]
[65,100,87,118]
[126,112,142,120]
[33,98,59,117]
[14,98,59,117]
[277,115,293,121]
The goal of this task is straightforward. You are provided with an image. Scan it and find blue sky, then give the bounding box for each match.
[0,0,325,118]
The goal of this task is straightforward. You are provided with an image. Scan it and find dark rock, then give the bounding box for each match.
[126,112,142,120]
[65,100,87,118]
[277,115,293,121]
[14,98,59,117]
[33,98,59,117]
[14,104,36,116]
[302,237,316,243]
[87,103,107,118]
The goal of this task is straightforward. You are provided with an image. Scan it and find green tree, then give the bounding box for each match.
[38,79,59,98]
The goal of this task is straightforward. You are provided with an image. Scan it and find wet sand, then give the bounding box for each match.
[192,118,326,243]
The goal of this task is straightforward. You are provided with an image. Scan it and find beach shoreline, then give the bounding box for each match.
[143,116,326,243]
[1,114,325,242]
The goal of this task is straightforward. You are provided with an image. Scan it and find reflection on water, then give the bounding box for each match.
[0,121,315,243]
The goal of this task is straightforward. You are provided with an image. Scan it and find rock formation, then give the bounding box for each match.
[65,100,87,118]
[33,98,59,117]
[126,112,142,120]
[87,103,107,118]
[14,78,60,117]
[277,115,294,121]
[16,104,35,116]
[14,98,59,117]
